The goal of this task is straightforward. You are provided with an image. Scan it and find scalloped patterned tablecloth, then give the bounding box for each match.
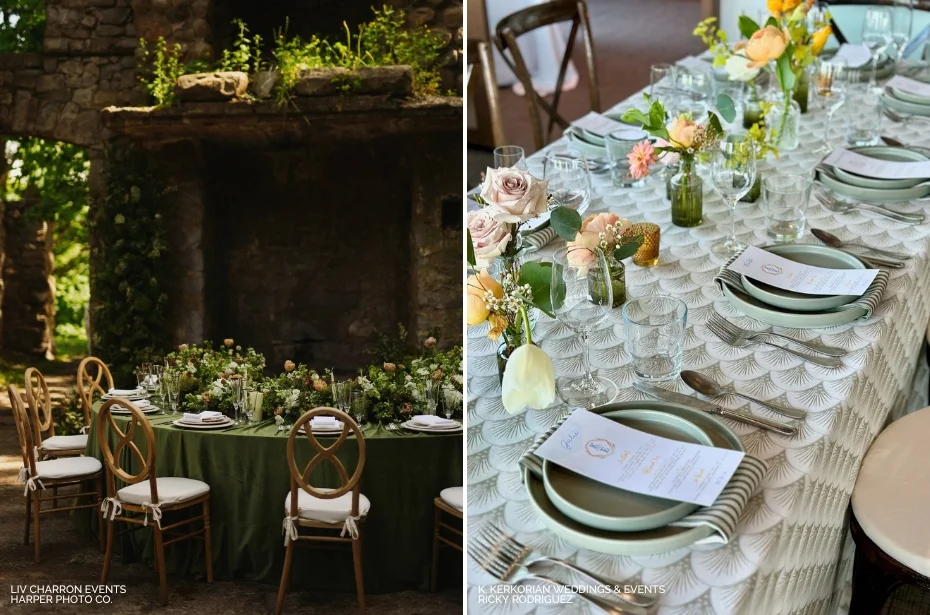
[466,75,930,615]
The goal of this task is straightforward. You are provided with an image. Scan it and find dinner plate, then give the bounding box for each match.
[172,418,234,430]
[525,400,743,555]
[110,405,160,415]
[817,168,930,202]
[565,127,607,160]
[887,85,930,106]
[543,409,714,532]
[402,420,463,434]
[740,245,865,312]
[882,91,930,117]
[722,281,867,328]
[832,146,930,190]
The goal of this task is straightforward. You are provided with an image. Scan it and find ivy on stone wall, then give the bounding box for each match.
[89,144,170,384]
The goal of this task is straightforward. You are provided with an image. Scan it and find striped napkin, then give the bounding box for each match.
[523,226,559,252]
[520,413,768,544]
[714,248,889,319]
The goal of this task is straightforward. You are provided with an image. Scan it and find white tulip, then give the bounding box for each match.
[725,53,760,82]
[501,345,556,414]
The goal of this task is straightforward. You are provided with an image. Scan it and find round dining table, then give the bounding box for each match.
[75,403,463,593]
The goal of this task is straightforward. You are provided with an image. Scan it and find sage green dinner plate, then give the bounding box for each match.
[525,400,743,555]
[565,127,607,160]
[832,147,930,190]
[887,86,930,106]
[722,281,867,328]
[882,91,930,117]
[740,245,865,312]
[817,168,930,202]
[543,409,714,532]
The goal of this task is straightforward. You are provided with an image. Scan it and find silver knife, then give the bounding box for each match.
[633,382,798,436]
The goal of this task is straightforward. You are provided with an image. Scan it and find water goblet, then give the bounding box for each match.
[891,0,913,65]
[350,391,366,425]
[675,69,711,121]
[710,139,757,258]
[812,58,848,156]
[862,7,893,86]
[424,379,442,415]
[165,373,180,415]
[442,388,461,420]
[229,377,244,424]
[152,364,165,405]
[649,63,677,110]
[550,245,617,408]
[543,154,591,212]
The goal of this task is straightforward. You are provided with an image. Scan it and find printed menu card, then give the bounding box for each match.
[727,245,878,296]
[823,147,930,180]
[535,409,744,506]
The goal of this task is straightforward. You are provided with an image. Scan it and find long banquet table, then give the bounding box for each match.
[76,402,463,593]
[466,61,930,614]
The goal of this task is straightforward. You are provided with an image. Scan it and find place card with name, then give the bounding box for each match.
[823,148,930,180]
[887,75,930,100]
[535,408,745,507]
[727,245,879,296]
[570,111,630,137]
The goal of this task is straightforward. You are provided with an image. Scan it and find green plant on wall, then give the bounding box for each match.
[90,144,171,384]
[218,18,266,73]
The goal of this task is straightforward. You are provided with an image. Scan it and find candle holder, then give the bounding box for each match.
[630,223,660,267]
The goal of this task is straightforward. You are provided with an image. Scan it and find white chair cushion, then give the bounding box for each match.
[35,456,101,480]
[284,489,370,524]
[117,477,210,506]
[440,486,463,510]
[852,407,930,577]
[41,434,88,452]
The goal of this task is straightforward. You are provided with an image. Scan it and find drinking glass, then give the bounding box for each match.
[331,381,344,410]
[812,59,848,156]
[424,379,442,415]
[762,174,813,242]
[229,377,243,424]
[862,7,893,86]
[846,85,882,146]
[350,391,366,425]
[550,245,617,407]
[710,139,756,258]
[675,70,711,121]
[621,296,688,383]
[442,389,461,420]
[165,372,180,415]
[493,145,527,170]
[891,0,913,63]
[543,154,591,212]
[134,368,145,391]
[339,380,355,415]
[604,129,649,187]
[140,362,152,392]
[152,364,165,405]
[649,63,677,108]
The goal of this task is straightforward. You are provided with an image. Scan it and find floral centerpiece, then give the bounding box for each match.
[563,212,641,307]
[165,339,265,413]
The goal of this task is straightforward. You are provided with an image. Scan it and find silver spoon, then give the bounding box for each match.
[811,228,911,260]
[681,370,807,420]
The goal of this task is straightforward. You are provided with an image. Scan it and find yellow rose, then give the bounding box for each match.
[744,26,789,68]
[667,117,698,148]
[767,0,782,17]
[466,269,503,326]
[811,25,831,55]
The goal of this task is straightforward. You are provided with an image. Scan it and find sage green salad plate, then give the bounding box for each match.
[887,85,930,106]
[832,146,930,190]
[882,91,930,117]
[740,244,865,312]
[565,127,607,160]
[543,409,714,532]
[525,400,743,555]
[817,167,930,202]
[722,282,867,329]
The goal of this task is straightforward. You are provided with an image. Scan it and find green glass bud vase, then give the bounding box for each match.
[587,255,627,308]
[743,96,764,129]
[793,68,810,114]
[669,158,703,227]
[740,174,762,203]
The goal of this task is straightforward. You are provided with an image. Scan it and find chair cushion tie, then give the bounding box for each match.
[141,502,163,528]
[341,514,361,540]
[101,497,122,521]
[19,468,45,497]
[282,515,299,546]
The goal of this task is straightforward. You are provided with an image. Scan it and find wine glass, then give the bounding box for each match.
[165,372,180,415]
[493,145,527,170]
[228,377,243,424]
[350,391,366,425]
[710,139,757,258]
[550,245,617,408]
[152,364,165,405]
[442,388,461,420]
[649,63,677,110]
[675,69,710,121]
[862,7,893,86]
[543,154,590,212]
[424,379,442,415]
[891,0,913,64]
[812,59,848,155]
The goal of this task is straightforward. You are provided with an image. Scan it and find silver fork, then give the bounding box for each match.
[476,525,657,609]
[469,528,632,615]
[709,314,847,358]
[816,193,925,224]
[882,106,930,125]
[706,318,843,371]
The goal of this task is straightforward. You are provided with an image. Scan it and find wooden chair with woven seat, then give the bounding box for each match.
[25,367,87,458]
[494,0,599,151]
[276,407,369,615]
[77,356,114,432]
[467,38,507,149]
[97,398,213,606]
[429,486,463,591]
[9,384,104,563]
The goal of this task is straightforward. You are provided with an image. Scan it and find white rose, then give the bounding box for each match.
[480,167,550,223]
[501,345,556,414]
[467,209,511,267]
[725,53,760,82]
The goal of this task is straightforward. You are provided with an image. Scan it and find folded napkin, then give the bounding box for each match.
[312,416,337,426]
[413,415,457,427]
[520,414,768,544]
[523,226,558,252]
[182,411,225,423]
[715,248,889,320]
[112,400,152,411]
[108,388,141,396]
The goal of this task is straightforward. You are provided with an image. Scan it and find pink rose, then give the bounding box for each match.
[467,209,511,267]
[654,138,680,165]
[424,337,437,348]
[566,232,601,269]
[479,167,549,223]
[581,212,631,237]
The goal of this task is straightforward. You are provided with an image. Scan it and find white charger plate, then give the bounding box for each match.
[402,420,463,434]
[172,418,234,430]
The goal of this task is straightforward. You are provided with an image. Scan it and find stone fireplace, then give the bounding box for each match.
[0,0,462,368]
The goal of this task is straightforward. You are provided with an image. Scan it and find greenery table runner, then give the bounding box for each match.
[76,402,462,593]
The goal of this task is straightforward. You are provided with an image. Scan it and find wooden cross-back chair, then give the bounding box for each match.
[25,367,87,459]
[494,0,599,151]
[467,38,507,148]
[97,399,213,606]
[429,487,463,591]
[10,384,103,563]
[276,407,369,615]
[77,357,114,429]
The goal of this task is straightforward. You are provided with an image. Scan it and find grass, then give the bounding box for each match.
[0,325,88,389]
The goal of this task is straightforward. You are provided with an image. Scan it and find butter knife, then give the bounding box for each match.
[633,382,798,436]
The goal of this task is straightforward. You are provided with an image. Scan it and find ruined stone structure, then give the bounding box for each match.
[0,0,463,368]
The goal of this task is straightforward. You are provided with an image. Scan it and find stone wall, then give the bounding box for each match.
[401,0,464,93]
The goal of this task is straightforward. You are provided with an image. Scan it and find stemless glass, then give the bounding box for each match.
[812,59,848,155]
[710,139,756,258]
[493,145,527,170]
[604,129,649,187]
[550,245,617,408]
[543,154,591,212]
[676,70,710,121]
[649,63,677,109]
[762,173,813,243]
[621,296,688,383]
[862,7,893,86]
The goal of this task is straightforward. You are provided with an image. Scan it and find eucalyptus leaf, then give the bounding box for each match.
[738,15,761,39]
[466,229,476,267]
[613,237,643,261]
[550,206,583,241]
[716,93,736,123]
[518,261,555,317]
[707,112,724,136]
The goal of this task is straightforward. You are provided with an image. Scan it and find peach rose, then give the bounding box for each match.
[424,337,437,348]
[284,360,295,372]
[466,269,503,326]
[566,232,601,269]
[667,117,699,149]
[467,209,512,267]
[479,167,549,223]
[313,379,328,392]
[744,26,789,69]
[384,362,397,372]
[223,338,234,347]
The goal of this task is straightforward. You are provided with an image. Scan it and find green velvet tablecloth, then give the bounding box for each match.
[76,404,463,593]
